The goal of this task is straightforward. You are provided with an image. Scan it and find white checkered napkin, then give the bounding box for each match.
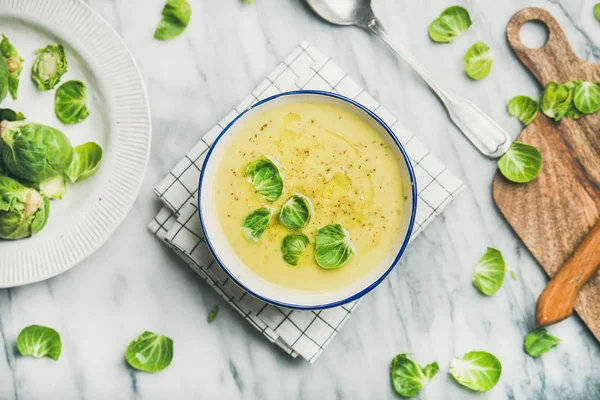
[147,42,465,362]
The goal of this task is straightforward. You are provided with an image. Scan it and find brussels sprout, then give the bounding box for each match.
[0,34,23,100]
[464,42,493,80]
[428,6,472,43]
[31,44,67,91]
[154,0,192,41]
[0,176,49,240]
[0,158,5,176]
[0,108,25,122]
[0,120,73,182]
[17,325,62,360]
[39,174,68,200]
[55,80,90,124]
[65,142,103,183]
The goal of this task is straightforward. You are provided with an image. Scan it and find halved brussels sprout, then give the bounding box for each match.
[0,176,50,240]
[0,120,73,182]
[31,44,67,91]
[0,34,24,100]
[55,80,90,124]
[39,174,68,200]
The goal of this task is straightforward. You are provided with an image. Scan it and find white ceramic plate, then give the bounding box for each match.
[0,0,151,287]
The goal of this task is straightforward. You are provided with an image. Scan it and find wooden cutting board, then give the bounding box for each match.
[492,7,600,340]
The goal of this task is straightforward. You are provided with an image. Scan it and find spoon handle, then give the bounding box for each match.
[366,19,511,158]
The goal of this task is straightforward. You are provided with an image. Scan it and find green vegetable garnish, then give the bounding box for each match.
[390,354,439,398]
[242,206,274,242]
[315,224,355,269]
[595,3,600,22]
[281,234,309,266]
[0,34,23,100]
[207,305,219,323]
[472,247,505,296]
[0,120,73,182]
[65,142,103,184]
[31,44,67,91]
[16,325,61,360]
[244,158,283,202]
[540,81,572,122]
[278,194,312,231]
[154,0,192,41]
[39,174,68,200]
[0,176,49,239]
[497,141,542,183]
[464,42,493,80]
[507,95,538,125]
[55,80,90,124]
[126,331,174,373]
[449,351,502,392]
[0,108,25,122]
[428,6,472,43]
[572,81,600,114]
[524,328,560,358]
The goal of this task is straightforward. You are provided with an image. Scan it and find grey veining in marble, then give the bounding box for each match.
[1,0,600,399]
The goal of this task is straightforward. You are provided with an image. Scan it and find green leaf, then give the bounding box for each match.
[207,305,219,323]
[55,80,90,124]
[16,325,62,360]
[154,0,192,41]
[278,194,312,230]
[244,158,283,202]
[540,82,572,122]
[126,331,173,373]
[0,108,25,122]
[0,52,8,103]
[524,328,560,357]
[31,44,67,91]
[507,96,538,125]
[65,142,103,183]
[315,224,355,269]
[472,247,505,296]
[464,42,493,80]
[39,174,68,200]
[497,141,542,183]
[243,0,255,3]
[573,81,600,114]
[0,120,74,182]
[564,81,584,119]
[595,3,600,22]
[390,354,439,398]
[428,6,472,43]
[511,271,518,281]
[242,206,274,242]
[0,34,23,100]
[281,234,309,266]
[449,351,502,392]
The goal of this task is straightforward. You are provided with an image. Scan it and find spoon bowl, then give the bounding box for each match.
[303,0,374,27]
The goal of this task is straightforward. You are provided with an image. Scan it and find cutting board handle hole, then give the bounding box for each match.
[519,20,550,49]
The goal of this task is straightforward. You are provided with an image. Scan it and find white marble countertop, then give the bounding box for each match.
[1,0,600,398]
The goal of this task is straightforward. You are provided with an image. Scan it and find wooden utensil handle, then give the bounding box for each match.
[536,220,600,327]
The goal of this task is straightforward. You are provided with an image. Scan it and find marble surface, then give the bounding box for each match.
[1,0,600,398]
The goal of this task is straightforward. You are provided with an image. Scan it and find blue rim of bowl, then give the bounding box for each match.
[197,90,417,310]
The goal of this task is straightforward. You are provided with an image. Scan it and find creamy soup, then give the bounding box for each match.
[214,102,405,292]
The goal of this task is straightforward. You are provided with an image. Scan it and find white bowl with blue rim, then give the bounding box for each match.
[198,90,417,309]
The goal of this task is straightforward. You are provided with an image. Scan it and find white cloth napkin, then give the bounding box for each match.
[148,42,465,362]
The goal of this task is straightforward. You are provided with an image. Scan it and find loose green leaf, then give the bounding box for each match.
[315,224,355,269]
[390,354,439,398]
[31,44,67,91]
[0,120,73,182]
[540,82,572,122]
[595,3,600,22]
[0,52,8,103]
[573,81,600,114]
[126,331,173,373]
[243,0,255,3]
[242,206,274,242]
[0,108,25,121]
[497,141,542,183]
[207,305,219,323]
[55,80,90,124]
[154,0,192,41]
[507,96,538,125]
[0,176,49,239]
[511,271,518,281]
[64,142,103,183]
[278,194,312,230]
[564,81,584,119]
[472,247,505,296]
[449,351,502,392]
[39,174,68,200]
[244,158,283,202]
[0,34,23,100]
[16,325,62,360]
[428,6,472,43]
[464,42,493,80]
[281,234,309,266]
[525,328,560,357]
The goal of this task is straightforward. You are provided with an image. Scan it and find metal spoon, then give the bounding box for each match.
[303,0,511,158]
